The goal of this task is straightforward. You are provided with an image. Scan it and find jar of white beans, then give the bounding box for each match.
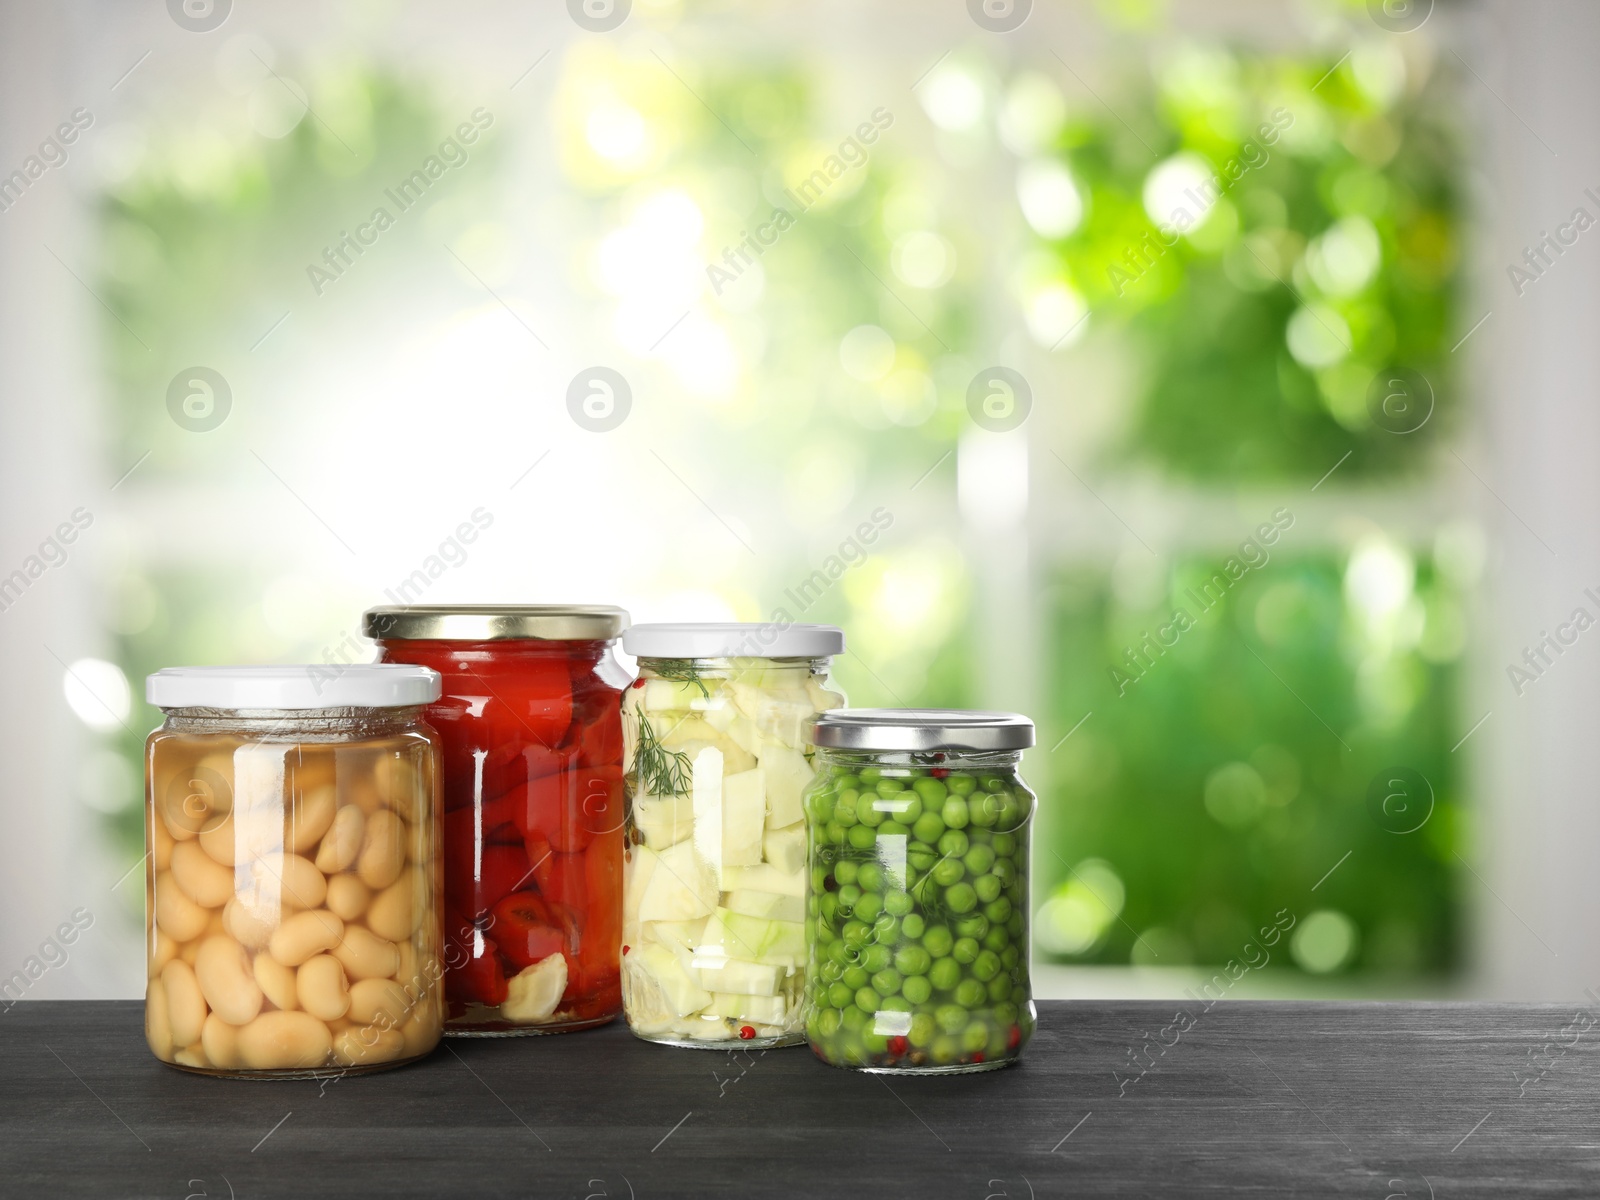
[143,665,445,1078]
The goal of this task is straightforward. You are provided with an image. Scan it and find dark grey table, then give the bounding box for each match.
[1,1000,1595,1197]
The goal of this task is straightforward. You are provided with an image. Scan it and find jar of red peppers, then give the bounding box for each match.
[366,605,629,1035]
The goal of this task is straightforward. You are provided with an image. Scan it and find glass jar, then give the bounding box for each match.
[143,665,445,1078]
[618,623,845,1048]
[803,710,1037,1074]
[367,604,630,1035]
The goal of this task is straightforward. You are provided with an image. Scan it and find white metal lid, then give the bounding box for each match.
[813,709,1035,752]
[146,665,442,710]
[623,622,845,660]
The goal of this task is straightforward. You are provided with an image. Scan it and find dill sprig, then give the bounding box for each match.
[649,658,710,698]
[634,709,693,796]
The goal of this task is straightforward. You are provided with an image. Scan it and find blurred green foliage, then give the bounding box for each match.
[1042,548,1466,974]
[1033,44,1460,480]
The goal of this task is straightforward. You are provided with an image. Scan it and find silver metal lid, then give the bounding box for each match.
[363,605,628,642]
[624,622,843,659]
[812,709,1035,752]
[147,665,441,710]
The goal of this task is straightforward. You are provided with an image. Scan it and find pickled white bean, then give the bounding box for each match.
[151,930,178,972]
[223,896,277,951]
[171,841,234,909]
[314,805,365,874]
[155,873,210,942]
[173,1044,209,1069]
[237,1011,333,1070]
[357,810,406,890]
[296,954,351,1022]
[332,926,399,981]
[333,1025,405,1066]
[287,783,337,854]
[374,755,419,821]
[201,1013,241,1069]
[161,959,207,1048]
[325,874,370,922]
[347,978,410,1027]
[269,909,344,967]
[152,814,175,871]
[194,936,263,1026]
[145,977,173,1059]
[366,875,420,943]
[253,951,298,1011]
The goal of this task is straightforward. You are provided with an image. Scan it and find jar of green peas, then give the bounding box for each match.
[803,710,1036,1073]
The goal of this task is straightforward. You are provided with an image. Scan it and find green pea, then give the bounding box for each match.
[929,958,962,992]
[819,893,839,925]
[837,883,862,910]
[902,975,932,1005]
[972,949,1002,981]
[842,919,871,946]
[984,925,1010,953]
[876,777,905,796]
[911,811,946,845]
[909,1012,937,1048]
[901,913,926,939]
[922,925,954,959]
[945,883,978,914]
[961,1021,989,1052]
[827,982,854,1009]
[859,766,882,783]
[951,937,979,965]
[987,974,1012,1003]
[884,889,913,917]
[946,773,977,796]
[980,773,1007,792]
[886,793,922,824]
[1001,945,1019,969]
[847,824,878,850]
[826,939,852,966]
[992,860,1017,888]
[828,763,851,780]
[963,844,995,875]
[941,796,970,830]
[907,847,938,873]
[855,987,881,1013]
[931,858,964,887]
[834,792,859,827]
[819,958,844,984]
[986,1024,1009,1057]
[842,1005,867,1032]
[878,820,909,837]
[974,874,1003,904]
[936,830,969,859]
[954,914,989,940]
[1011,984,1029,1006]
[931,1034,960,1064]
[806,790,835,822]
[1007,912,1024,938]
[832,859,858,886]
[842,964,869,990]
[881,994,913,1014]
[860,944,892,972]
[858,800,885,828]
[862,1031,889,1054]
[894,944,931,976]
[856,892,884,921]
[935,1004,968,1035]
[826,822,846,846]
[913,776,948,805]
[954,979,986,1008]
[967,793,1000,829]
[871,968,902,996]
[992,832,1017,857]
[851,861,881,892]
[812,1007,842,1038]
[873,914,899,943]
[984,896,1013,925]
